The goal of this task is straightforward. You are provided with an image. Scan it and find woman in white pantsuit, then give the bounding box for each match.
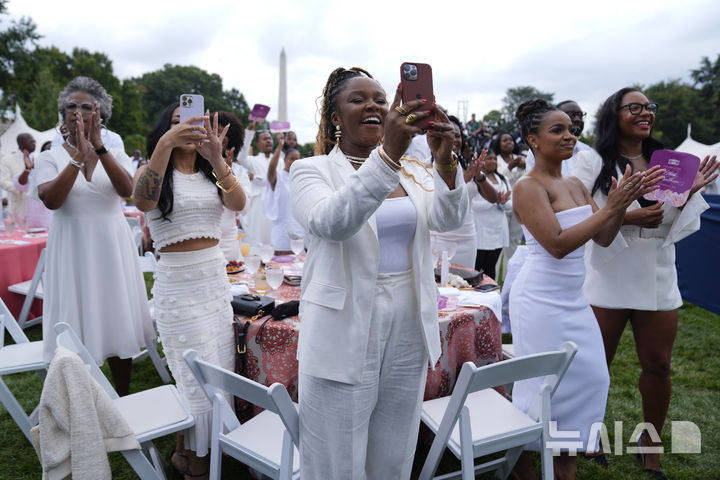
[572,87,718,478]
[290,67,468,479]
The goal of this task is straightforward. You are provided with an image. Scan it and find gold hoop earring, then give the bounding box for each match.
[335,125,342,142]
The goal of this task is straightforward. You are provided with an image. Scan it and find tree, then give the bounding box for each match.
[482,110,502,128]
[645,80,715,148]
[134,64,249,130]
[21,66,63,130]
[501,86,554,132]
[690,54,720,135]
[0,0,40,115]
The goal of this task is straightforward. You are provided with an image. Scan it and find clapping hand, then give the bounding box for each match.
[88,103,104,150]
[463,150,486,183]
[498,190,512,205]
[22,149,34,170]
[607,164,664,214]
[690,155,719,195]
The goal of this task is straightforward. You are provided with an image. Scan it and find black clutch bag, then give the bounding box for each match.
[434,266,483,286]
[231,293,275,318]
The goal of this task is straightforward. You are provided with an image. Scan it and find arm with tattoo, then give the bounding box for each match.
[133,166,164,211]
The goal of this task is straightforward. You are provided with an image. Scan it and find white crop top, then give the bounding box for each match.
[146,170,224,249]
[375,196,417,274]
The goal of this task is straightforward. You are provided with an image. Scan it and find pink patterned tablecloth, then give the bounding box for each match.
[230,265,503,403]
[0,230,47,319]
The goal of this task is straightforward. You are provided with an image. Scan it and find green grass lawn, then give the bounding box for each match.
[1,301,718,479]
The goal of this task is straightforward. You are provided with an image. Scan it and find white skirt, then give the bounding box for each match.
[152,246,235,456]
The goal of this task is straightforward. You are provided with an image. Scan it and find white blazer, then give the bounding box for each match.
[290,146,468,384]
[572,149,709,311]
[471,175,512,250]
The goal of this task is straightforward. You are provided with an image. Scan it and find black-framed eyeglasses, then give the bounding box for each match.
[65,102,94,113]
[617,102,659,115]
[564,110,586,120]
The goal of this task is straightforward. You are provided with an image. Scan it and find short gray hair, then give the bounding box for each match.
[57,76,113,123]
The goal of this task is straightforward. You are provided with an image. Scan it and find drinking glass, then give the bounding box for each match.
[290,237,305,262]
[245,254,261,289]
[259,243,275,264]
[266,267,284,293]
[3,217,16,236]
[254,273,270,295]
[239,242,251,258]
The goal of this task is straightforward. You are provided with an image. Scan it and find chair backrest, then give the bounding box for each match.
[54,322,119,399]
[126,216,141,229]
[183,349,300,446]
[137,251,157,273]
[0,298,30,346]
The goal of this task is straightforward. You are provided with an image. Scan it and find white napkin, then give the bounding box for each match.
[437,287,461,297]
[229,284,250,296]
[457,290,503,322]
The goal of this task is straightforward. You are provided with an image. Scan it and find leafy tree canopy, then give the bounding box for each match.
[501,86,554,132]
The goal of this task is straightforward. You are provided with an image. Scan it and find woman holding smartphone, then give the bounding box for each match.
[290,67,467,479]
[572,87,717,478]
[133,103,246,479]
[509,99,662,479]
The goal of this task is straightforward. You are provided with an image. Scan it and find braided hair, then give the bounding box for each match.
[315,67,374,155]
[515,99,558,148]
[592,87,663,196]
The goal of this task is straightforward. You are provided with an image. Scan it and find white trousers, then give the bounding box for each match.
[299,270,428,480]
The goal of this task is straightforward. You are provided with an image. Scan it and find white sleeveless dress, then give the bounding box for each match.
[509,205,609,451]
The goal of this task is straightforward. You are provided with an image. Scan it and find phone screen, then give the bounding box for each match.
[179,94,204,126]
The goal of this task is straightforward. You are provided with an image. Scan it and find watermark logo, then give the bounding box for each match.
[545,421,701,455]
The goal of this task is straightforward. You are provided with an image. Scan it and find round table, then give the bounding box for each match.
[0,229,48,319]
[229,261,503,408]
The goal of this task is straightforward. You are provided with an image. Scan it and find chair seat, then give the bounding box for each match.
[422,388,541,458]
[223,409,300,473]
[113,385,194,442]
[7,280,44,298]
[0,341,46,375]
[502,343,515,359]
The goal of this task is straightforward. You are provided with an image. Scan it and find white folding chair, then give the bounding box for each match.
[419,341,577,480]
[0,298,47,444]
[54,322,194,480]
[8,248,46,329]
[126,215,141,230]
[183,349,300,480]
[132,252,171,383]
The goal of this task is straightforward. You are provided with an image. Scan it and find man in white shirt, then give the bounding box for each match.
[243,131,277,247]
[0,133,36,218]
[525,100,592,175]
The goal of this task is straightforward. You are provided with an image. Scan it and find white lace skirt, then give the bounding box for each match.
[152,246,235,457]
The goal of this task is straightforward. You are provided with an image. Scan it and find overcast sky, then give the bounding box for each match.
[7,0,720,144]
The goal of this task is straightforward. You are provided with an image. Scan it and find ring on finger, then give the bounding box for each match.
[395,106,408,116]
[405,113,419,125]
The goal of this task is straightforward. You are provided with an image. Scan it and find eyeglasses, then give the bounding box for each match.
[617,102,659,115]
[65,102,95,113]
[564,110,586,120]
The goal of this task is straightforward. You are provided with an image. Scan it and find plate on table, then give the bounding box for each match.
[226,262,245,274]
[26,227,47,233]
[271,255,295,263]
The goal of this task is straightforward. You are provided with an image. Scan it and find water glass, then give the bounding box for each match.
[266,267,284,292]
[259,243,275,264]
[245,255,261,275]
[254,273,270,295]
[290,237,305,260]
[3,218,16,236]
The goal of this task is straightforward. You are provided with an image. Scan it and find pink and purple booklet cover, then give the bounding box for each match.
[248,104,270,122]
[643,149,700,207]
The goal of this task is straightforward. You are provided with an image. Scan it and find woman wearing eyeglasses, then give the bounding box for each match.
[572,87,718,478]
[34,77,154,396]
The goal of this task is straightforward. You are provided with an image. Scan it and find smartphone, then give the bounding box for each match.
[475,284,500,292]
[400,62,435,130]
[179,94,204,126]
[249,104,271,122]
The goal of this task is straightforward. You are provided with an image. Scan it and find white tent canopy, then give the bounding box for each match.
[675,124,720,194]
[0,105,57,157]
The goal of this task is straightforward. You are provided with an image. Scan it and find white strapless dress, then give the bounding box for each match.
[509,205,609,452]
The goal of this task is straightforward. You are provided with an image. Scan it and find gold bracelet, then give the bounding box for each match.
[212,163,232,183]
[435,153,458,172]
[216,173,237,190]
[378,145,401,172]
[217,176,240,194]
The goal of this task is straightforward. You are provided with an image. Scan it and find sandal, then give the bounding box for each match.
[637,432,669,480]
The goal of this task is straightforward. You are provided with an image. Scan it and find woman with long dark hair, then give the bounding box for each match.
[290,67,467,479]
[572,87,718,478]
[133,103,246,479]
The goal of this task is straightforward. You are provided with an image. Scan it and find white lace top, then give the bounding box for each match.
[146,170,223,249]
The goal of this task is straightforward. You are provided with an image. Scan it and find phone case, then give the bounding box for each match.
[401,62,435,130]
[179,94,204,126]
[249,104,271,122]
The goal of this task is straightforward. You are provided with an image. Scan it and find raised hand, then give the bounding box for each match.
[463,150,486,182]
[88,103,103,149]
[425,108,456,167]
[383,84,430,161]
[196,111,230,169]
[690,155,719,195]
[22,149,34,170]
[498,190,512,205]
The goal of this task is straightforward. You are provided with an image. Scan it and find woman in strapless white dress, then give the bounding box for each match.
[508,99,663,480]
